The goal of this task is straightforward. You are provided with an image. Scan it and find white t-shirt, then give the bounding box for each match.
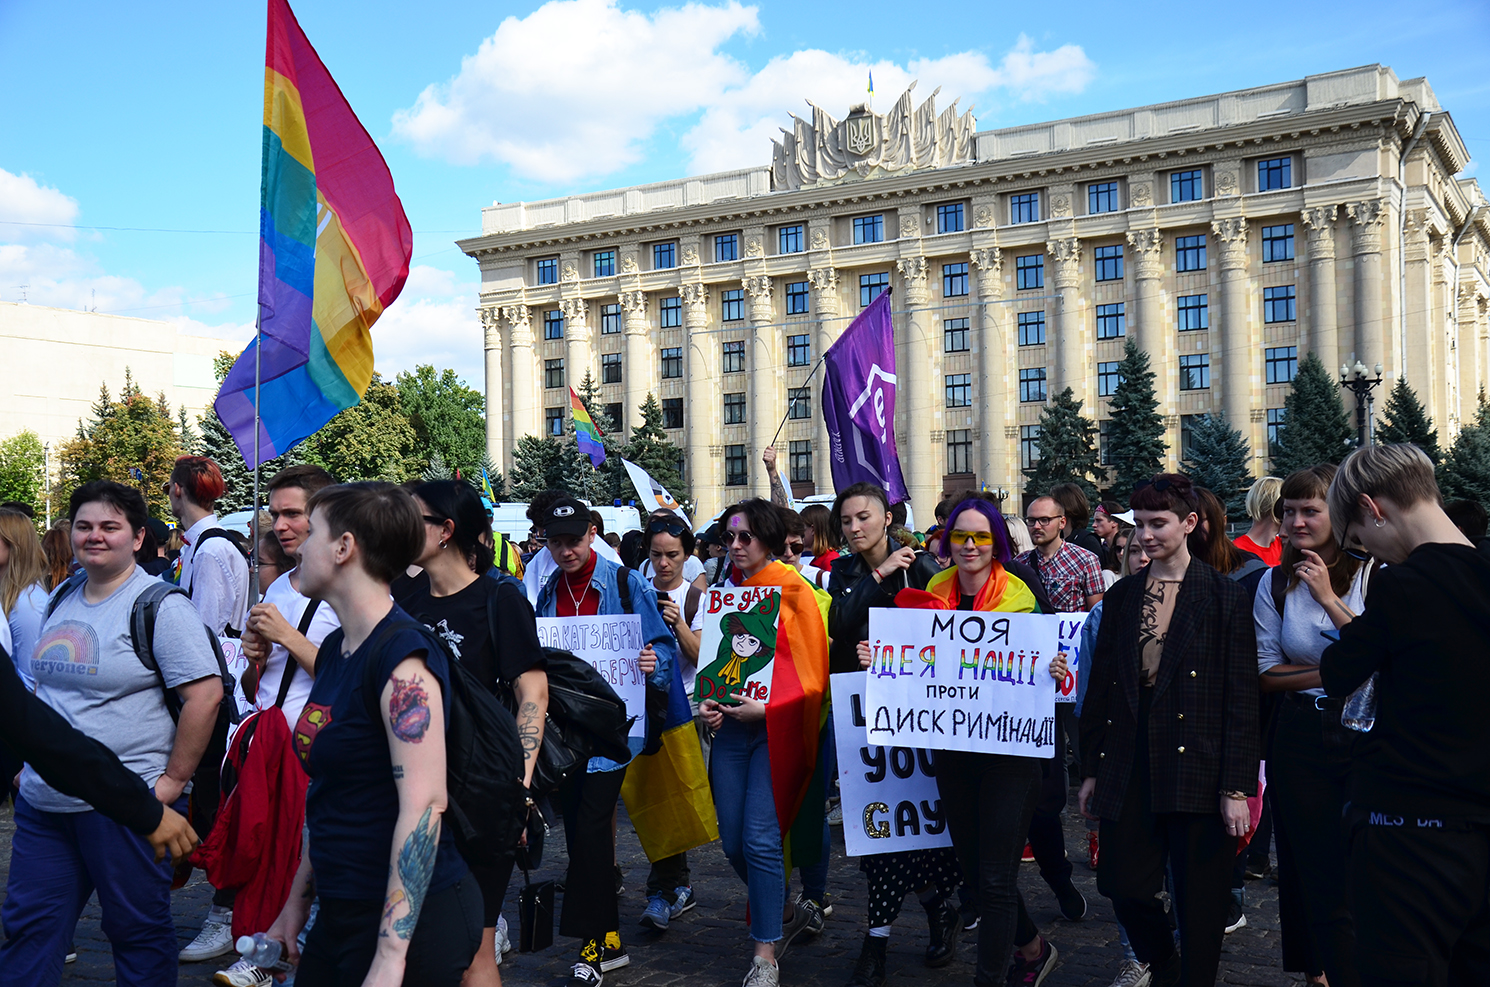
[656,580,701,695]
[1254,564,1370,699]
[640,555,705,584]
[255,569,341,728]
[8,582,50,689]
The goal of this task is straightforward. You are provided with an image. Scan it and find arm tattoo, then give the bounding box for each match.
[383,806,440,940]
[388,674,431,744]
[517,700,542,761]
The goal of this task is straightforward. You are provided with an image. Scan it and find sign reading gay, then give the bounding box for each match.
[537,614,647,739]
[1054,613,1088,704]
[695,586,781,705]
[862,609,1060,756]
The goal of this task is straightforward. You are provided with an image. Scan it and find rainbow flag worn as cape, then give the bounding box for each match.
[214,0,413,468]
[570,387,607,467]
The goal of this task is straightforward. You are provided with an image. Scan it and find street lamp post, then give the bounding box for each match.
[1339,360,1384,448]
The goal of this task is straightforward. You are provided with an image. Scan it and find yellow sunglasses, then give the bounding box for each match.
[947,529,995,546]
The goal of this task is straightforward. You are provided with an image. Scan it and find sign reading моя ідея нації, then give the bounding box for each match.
[862,609,1062,756]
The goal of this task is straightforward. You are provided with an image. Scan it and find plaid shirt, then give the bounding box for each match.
[1016,541,1105,613]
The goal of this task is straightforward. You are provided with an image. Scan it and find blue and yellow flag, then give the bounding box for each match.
[621,659,718,861]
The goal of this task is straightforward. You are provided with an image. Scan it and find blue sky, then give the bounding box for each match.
[2,0,1486,389]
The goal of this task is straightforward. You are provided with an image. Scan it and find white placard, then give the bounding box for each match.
[536,614,648,739]
[862,609,1060,756]
[694,586,781,705]
[1054,613,1088,704]
[831,672,952,857]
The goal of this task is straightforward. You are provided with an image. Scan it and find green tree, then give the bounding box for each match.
[1023,387,1102,504]
[1103,340,1167,502]
[396,365,487,478]
[0,430,47,519]
[622,393,690,511]
[57,370,183,519]
[1438,391,1490,510]
[197,350,302,510]
[572,371,627,504]
[508,434,580,501]
[1376,376,1441,464]
[301,373,419,482]
[1182,412,1253,520]
[422,450,453,481]
[1270,351,1353,475]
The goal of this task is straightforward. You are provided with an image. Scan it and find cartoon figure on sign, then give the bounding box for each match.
[697,590,781,704]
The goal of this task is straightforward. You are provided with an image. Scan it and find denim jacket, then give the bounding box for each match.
[535,554,677,772]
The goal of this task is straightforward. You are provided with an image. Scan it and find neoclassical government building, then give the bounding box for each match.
[459,64,1488,521]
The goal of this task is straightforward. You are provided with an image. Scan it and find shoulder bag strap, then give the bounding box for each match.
[274,598,322,708]
[616,565,634,614]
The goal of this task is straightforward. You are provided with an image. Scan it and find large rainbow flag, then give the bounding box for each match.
[215,0,413,468]
[569,387,607,468]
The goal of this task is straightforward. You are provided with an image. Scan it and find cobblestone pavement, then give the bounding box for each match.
[0,800,1298,986]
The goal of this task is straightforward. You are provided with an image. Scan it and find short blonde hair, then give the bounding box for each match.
[1327,443,1441,532]
[1245,476,1283,522]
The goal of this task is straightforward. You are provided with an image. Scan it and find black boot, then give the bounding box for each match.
[845,934,887,987]
[923,899,960,968]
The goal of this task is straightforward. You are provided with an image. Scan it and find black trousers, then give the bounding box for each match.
[1346,810,1490,987]
[1270,783,1323,976]
[558,767,626,941]
[937,751,1041,987]
[296,878,483,987]
[1268,696,1359,986]
[1027,735,1074,892]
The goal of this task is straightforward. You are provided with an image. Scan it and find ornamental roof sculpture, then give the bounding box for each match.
[770,82,977,191]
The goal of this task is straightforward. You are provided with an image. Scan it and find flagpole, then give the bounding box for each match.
[249,315,262,604]
[770,354,826,450]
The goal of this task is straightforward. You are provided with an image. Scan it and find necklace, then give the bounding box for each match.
[564,570,590,613]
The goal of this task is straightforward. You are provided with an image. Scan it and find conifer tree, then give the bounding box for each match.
[1375,375,1441,464]
[622,393,690,510]
[478,452,507,504]
[1023,387,1102,504]
[197,351,301,508]
[1270,351,1353,475]
[1182,412,1253,520]
[422,450,452,481]
[508,435,580,501]
[1104,340,1167,502]
[57,372,183,519]
[573,370,626,504]
[1438,390,1490,511]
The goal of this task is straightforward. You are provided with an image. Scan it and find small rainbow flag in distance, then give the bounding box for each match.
[570,387,607,468]
[214,0,413,468]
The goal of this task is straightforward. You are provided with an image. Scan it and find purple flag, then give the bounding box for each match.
[821,290,909,503]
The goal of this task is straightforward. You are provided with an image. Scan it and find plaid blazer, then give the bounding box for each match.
[1079,558,1260,818]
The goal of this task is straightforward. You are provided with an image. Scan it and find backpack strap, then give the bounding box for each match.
[273,598,322,709]
[44,571,88,621]
[616,565,634,615]
[128,582,242,725]
[1270,566,1288,619]
[192,528,248,559]
[684,584,702,627]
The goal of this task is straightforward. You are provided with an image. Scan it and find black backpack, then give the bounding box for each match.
[356,616,526,869]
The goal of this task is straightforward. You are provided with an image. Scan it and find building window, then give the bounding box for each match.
[1181,414,1201,460]
[853,214,884,244]
[944,318,969,353]
[1179,353,1211,390]
[788,387,811,419]
[660,347,682,379]
[786,280,810,315]
[1089,181,1120,214]
[786,334,811,367]
[1266,346,1299,384]
[545,407,564,436]
[1262,224,1295,263]
[1019,367,1047,403]
[662,397,683,429]
[1171,169,1203,203]
[725,445,747,486]
[536,258,558,285]
[1094,245,1124,282]
[1267,408,1285,448]
[721,289,745,322]
[860,272,890,308]
[943,262,969,297]
[1099,419,1112,465]
[543,309,564,340]
[722,340,745,373]
[937,203,965,234]
[653,242,677,269]
[599,303,621,335]
[593,251,615,278]
[1018,311,1046,346]
[1020,425,1041,469]
[715,233,740,263]
[1098,361,1122,397]
[723,391,746,424]
[945,373,972,408]
[659,296,682,328]
[601,352,621,384]
[947,429,972,475]
[1096,303,1126,340]
[1177,294,1209,331]
[1264,285,1297,323]
[1016,254,1044,290]
[779,225,804,254]
[788,441,813,482]
[1258,157,1292,191]
[1011,193,1040,224]
[1176,234,1206,272]
[544,359,565,389]
[603,403,622,426]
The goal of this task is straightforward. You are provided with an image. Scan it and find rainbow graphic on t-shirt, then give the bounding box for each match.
[32,622,100,677]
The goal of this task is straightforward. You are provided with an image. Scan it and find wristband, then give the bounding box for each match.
[1220,790,1249,801]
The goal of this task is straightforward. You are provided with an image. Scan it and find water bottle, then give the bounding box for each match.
[236,933,294,973]
[1341,672,1378,732]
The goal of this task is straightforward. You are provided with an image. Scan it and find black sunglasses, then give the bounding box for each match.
[422,514,448,527]
[1133,477,1175,494]
[646,518,689,538]
[1338,519,1371,562]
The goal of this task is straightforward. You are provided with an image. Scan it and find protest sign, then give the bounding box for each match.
[831,672,952,857]
[861,609,1061,756]
[536,614,647,739]
[694,586,781,704]
[1054,613,1088,704]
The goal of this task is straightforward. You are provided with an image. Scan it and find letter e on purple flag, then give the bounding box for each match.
[821,291,909,503]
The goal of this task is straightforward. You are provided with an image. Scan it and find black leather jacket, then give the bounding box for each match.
[826,551,943,674]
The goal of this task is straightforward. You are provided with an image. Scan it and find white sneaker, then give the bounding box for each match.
[495,915,512,964]
[742,955,779,987]
[1108,959,1151,987]
[181,908,236,962]
[214,958,273,987]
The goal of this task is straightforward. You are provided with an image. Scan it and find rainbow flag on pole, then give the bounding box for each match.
[570,387,607,468]
[214,0,413,468]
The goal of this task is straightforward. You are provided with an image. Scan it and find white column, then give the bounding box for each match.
[1301,206,1340,368]
[562,298,592,391]
[1347,200,1388,374]
[682,283,717,520]
[1127,229,1168,427]
[480,307,505,466]
[502,305,536,455]
[1048,237,1084,404]
[808,266,840,495]
[619,289,650,435]
[970,246,1004,489]
[744,276,776,500]
[896,255,937,510]
[1212,219,1253,443]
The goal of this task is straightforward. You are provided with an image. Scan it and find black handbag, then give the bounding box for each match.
[517,868,555,953]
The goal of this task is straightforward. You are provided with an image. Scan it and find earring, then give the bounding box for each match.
[1374,517,1385,528]
[439,539,448,549]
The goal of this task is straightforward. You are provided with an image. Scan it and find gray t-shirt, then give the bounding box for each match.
[21,566,220,813]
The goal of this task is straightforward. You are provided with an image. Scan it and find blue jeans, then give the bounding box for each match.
[711,718,785,943]
[0,794,180,987]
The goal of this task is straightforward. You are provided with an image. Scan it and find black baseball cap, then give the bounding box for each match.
[540,497,593,539]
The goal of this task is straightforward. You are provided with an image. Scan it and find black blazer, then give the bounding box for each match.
[1079,558,1259,818]
[826,551,942,674]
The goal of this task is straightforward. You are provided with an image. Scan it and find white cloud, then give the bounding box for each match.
[0,169,80,243]
[372,265,485,388]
